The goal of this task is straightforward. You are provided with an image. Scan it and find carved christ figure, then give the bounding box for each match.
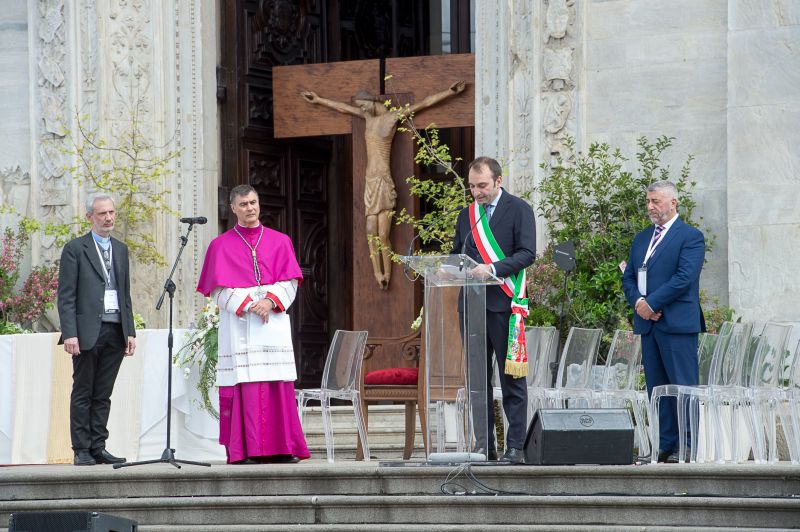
[302,80,466,290]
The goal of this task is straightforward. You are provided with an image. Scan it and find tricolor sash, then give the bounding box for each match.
[469,202,529,378]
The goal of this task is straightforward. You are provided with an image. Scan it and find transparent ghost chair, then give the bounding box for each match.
[591,330,648,458]
[539,327,602,409]
[296,330,370,463]
[724,323,793,463]
[456,326,558,452]
[648,327,731,464]
[780,340,800,464]
[522,326,560,416]
[680,322,762,464]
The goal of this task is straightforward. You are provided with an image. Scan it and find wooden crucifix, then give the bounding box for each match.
[273,54,474,338]
[300,80,465,290]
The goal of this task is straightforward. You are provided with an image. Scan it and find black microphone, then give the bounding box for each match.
[459,205,488,271]
[180,216,208,225]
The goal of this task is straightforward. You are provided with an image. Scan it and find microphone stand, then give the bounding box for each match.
[550,242,576,388]
[115,222,211,469]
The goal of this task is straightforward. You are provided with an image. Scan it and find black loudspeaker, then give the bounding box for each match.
[523,408,634,465]
[9,511,138,532]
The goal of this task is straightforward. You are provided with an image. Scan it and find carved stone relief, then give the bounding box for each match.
[541,0,579,166]
[33,0,70,264]
[507,2,535,195]
[0,166,31,218]
[109,0,152,122]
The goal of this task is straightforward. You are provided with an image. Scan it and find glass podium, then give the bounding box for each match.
[401,254,503,461]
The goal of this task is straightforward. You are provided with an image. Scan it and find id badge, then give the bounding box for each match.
[637,267,647,296]
[104,289,120,313]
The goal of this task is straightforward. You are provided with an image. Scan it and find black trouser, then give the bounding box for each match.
[472,310,529,452]
[70,322,125,451]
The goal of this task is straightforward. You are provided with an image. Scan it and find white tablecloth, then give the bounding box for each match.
[0,329,225,464]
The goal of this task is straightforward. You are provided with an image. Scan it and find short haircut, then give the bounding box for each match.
[229,184,257,204]
[85,193,115,214]
[468,156,502,182]
[647,180,679,201]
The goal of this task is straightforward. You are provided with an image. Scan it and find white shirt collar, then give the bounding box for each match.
[91,231,111,246]
[488,188,503,209]
[659,212,679,231]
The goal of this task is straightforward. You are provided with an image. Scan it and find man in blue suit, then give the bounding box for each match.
[622,180,705,463]
[452,157,537,463]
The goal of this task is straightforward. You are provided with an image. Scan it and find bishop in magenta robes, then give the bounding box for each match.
[197,184,310,464]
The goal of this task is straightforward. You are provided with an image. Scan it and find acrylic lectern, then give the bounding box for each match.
[401,254,503,461]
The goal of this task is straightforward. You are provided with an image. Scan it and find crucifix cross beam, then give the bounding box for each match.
[273,53,474,336]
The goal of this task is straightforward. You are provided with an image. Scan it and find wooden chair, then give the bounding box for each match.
[356,330,427,460]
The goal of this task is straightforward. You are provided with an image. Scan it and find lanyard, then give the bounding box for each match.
[93,240,113,285]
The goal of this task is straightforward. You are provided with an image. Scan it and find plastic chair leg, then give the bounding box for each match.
[320,395,335,463]
[630,395,651,459]
[648,392,662,464]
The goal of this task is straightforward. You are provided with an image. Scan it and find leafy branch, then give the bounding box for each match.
[63,99,181,266]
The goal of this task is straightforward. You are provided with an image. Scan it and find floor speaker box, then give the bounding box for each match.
[523,408,634,465]
[9,511,138,532]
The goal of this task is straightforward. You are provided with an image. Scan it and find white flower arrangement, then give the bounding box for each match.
[174,298,220,419]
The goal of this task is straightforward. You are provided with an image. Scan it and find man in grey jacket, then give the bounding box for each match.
[57,193,136,466]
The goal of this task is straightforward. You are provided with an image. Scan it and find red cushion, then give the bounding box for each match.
[364,367,419,386]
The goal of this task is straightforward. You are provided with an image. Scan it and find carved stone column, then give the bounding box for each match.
[25,0,217,329]
[474,0,582,252]
[29,0,71,267]
[474,0,509,162]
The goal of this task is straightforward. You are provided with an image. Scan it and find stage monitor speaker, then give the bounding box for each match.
[9,511,138,532]
[523,408,634,465]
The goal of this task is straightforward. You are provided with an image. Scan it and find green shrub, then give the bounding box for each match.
[527,135,727,356]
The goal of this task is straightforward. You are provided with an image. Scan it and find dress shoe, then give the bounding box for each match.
[500,447,525,464]
[657,449,680,464]
[473,447,498,461]
[74,450,96,466]
[91,449,126,464]
[232,458,260,465]
[268,454,300,464]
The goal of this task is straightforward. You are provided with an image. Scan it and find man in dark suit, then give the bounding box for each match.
[58,194,136,466]
[622,180,704,463]
[452,156,537,463]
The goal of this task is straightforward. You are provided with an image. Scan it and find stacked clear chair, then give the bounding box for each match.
[780,340,800,463]
[716,322,792,464]
[591,330,649,458]
[648,322,752,464]
[296,330,370,463]
[480,326,559,439]
[531,327,602,409]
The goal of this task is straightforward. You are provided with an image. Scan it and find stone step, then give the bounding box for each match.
[4,463,799,502]
[3,494,799,529]
[99,526,800,532]
[301,404,424,455]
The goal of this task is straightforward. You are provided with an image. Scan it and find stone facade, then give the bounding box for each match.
[0,0,219,329]
[726,0,800,325]
[2,0,798,331]
[0,1,32,238]
[475,0,799,328]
